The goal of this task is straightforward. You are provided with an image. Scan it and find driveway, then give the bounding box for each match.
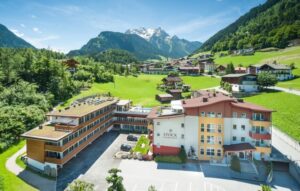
[57,131,122,191]
[57,132,299,191]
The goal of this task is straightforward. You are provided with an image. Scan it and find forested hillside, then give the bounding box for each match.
[93,49,139,64]
[0,24,35,48]
[196,0,300,52]
[0,48,139,152]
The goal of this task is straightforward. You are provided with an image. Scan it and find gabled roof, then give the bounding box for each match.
[252,63,290,70]
[222,73,254,78]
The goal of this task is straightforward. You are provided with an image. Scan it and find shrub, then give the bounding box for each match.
[230,155,241,172]
[260,184,272,191]
[179,146,187,163]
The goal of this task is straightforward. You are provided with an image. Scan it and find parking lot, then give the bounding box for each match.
[57,132,300,191]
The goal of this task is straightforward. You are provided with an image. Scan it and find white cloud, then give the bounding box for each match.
[31,14,37,19]
[33,27,42,33]
[10,29,24,37]
[24,35,60,48]
[20,24,26,28]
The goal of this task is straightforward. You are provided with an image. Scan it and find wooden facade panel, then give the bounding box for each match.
[27,139,45,163]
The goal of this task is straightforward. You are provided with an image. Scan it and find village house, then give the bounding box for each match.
[155,94,174,103]
[161,74,183,89]
[215,65,227,75]
[234,67,247,74]
[62,59,79,73]
[249,63,293,81]
[221,73,258,93]
[147,91,272,162]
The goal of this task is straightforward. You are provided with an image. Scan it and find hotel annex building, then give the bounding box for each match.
[148,90,272,162]
[22,91,272,174]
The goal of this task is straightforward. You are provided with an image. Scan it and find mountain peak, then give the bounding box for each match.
[125,27,169,41]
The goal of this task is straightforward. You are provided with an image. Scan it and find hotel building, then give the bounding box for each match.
[21,97,151,173]
[147,91,272,162]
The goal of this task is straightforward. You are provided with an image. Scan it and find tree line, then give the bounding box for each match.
[0,48,139,152]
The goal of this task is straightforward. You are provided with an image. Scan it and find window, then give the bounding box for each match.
[218,124,222,133]
[233,124,237,130]
[241,137,245,142]
[157,122,160,125]
[232,136,237,141]
[207,136,215,144]
[181,123,184,128]
[207,124,215,133]
[200,148,204,155]
[206,148,215,156]
[208,112,215,118]
[241,125,246,131]
[218,137,222,145]
[181,134,184,139]
[201,135,205,143]
[232,112,237,118]
[217,149,222,156]
[241,113,247,118]
[217,113,222,118]
[201,112,205,117]
[201,124,205,132]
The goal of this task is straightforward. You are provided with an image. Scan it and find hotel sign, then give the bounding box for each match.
[163,129,177,139]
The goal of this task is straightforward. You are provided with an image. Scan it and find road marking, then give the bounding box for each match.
[131,183,137,191]
[159,182,164,191]
[189,182,192,191]
[174,182,178,191]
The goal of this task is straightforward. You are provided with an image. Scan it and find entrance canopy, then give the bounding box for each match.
[223,143,256,152]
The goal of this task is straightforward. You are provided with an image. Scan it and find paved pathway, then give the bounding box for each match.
[268,86,300,96]
[6,146,56,191]
[272,128,300,161]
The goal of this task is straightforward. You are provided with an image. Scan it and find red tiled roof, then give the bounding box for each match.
[231,102,273,112]
[183,92,234,108]
[223,143,256,152]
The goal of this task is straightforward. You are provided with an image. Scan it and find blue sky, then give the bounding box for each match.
[0,0,265,53]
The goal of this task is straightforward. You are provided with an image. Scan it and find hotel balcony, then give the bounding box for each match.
[249,131,271,140]
[250,120,271,127]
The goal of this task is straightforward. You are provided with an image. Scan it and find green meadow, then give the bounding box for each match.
[60,74,220,108]
[0,141,37,191]
[245,91,300,141]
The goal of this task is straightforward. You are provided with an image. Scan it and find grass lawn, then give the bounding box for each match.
[132,135,150,155]
[277,77,300,90]
[0,141,37,191]
[154,155,183,164]
[60,74,220,108]
[244,91,300,141]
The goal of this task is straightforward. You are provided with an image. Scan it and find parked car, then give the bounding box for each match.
[120,144,132,152]
[127,134,138,141]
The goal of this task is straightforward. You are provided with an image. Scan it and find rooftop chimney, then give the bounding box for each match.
[203,97,208,102]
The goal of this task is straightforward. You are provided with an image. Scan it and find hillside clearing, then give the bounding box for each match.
[60,75,220,108]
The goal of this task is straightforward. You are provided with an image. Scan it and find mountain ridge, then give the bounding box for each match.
[68,28,202,60]
[0,23,35,49]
